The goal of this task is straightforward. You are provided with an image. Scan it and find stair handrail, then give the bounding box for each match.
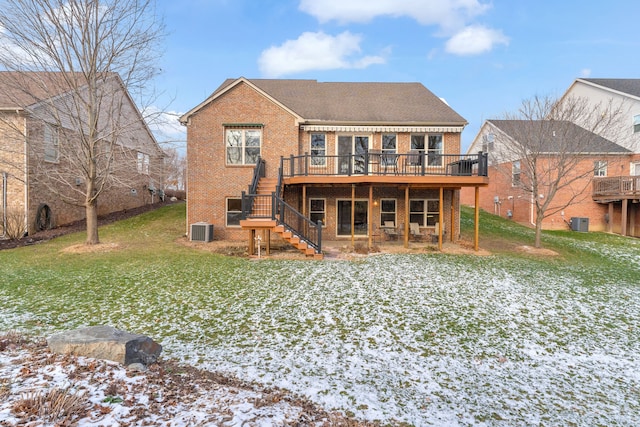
[273,193,322,253]
[241,157,266,219]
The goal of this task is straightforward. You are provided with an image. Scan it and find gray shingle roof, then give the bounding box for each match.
[580,78,640,98]
[212,78,467,125]
[488,119,630,153]
[0,72,79,109]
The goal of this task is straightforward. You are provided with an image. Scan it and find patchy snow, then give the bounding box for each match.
[1,250,640,425]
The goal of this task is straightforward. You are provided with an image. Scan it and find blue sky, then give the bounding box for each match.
[153,0,640,152]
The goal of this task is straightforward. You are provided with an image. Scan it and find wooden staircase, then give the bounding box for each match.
[240,177,323,259]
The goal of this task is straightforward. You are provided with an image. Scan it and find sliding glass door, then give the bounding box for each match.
[337,200,368,236]
[337,135,369,174]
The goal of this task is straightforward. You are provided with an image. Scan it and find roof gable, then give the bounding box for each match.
[181,78,467,126]
[577,78,640,100]
[487,119,630,154]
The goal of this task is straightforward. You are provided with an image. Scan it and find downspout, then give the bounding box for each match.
[2,172,7,236]
[23,115,29,235]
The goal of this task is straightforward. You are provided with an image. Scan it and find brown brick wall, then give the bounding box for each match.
[185,80,464,242]
[460,155,640,235]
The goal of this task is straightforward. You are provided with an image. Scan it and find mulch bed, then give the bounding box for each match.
[0,200,177,251]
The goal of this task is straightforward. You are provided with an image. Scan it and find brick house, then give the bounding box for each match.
[0,72,164,237]
[180,78,488,257]
[461,119,635,234]
[462,78,640,237]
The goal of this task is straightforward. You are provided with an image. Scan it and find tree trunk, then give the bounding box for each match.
[534,209,544,248]
[85,201,99,245]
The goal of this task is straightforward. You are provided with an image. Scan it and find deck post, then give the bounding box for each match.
[404,186,409,248]
[450,195,455,243]
[622,199,628,236]
[474,187,480,251]
[608,203,614,233]
[438,187,443,251]
[368,185,373,249]
[630,204,636,236]
[351,184,355,248]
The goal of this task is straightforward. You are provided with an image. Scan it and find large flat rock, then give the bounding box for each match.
[47,325,162,366]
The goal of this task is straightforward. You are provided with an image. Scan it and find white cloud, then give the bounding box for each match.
[258,31,386,78]
[580,68,592,78]
[143,106,186,149]
[299,0,490,31]
[445,25,509,55]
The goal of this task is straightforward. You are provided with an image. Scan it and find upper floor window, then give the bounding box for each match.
[512,160,521,186]
[410,133,443,166]
[631,162,640,176]
[594,160,607,177]
[44,123,59,163]
[310,133,326,166]
[482,133,495,152]
[226,128,261,165]
[382,134,397,153]
[633,114,640,133]
[137,152,150,174]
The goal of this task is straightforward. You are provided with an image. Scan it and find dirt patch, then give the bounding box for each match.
[60,242,121,254]
[515,245,560,256]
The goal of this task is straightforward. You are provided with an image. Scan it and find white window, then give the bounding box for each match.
[226,198,242,226]
[482,133,495,152]
[309,198,326,226]
[310,134,326,166]
[226,128,261,165]
[633,114,640,133]
[137,152,150,174]
[379,199,396,226]
[512,160,521,186]
[594,161,607,177]
[382,134,397,154]
[411,133,443,166]
[44,123,59,163]
[631,162,640,176]
[409,199,440,227]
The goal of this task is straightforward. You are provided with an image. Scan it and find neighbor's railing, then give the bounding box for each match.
[593,176,640,197]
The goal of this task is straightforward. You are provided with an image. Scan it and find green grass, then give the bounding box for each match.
[1,202,639,425]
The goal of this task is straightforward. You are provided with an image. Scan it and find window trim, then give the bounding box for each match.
[633,114,640,133]
[137,151,150,175]
[512,160,521,187]
[630,161,640,176]
[309,198,326,227]
[43,123,59,163]
[225,127,262,166]
[310,133,326,166]
[594,160,607,177]
[226,197,242,227]
[381,134,397,154]
[379,198,397,227]
[409,198,440,227]
[410,133,443,166]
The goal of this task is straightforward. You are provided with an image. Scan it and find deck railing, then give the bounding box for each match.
[281,151,488,178]
[593,176,640,197]
[274,196,322,253]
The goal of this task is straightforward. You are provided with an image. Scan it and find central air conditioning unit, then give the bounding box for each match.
[570,217,589,232]
[190,222,213,242]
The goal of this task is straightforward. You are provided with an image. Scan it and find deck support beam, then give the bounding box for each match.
[622,199,628,236]
[474,186,480,251]
[608,202,614,233]
[404,186,409,248]
[438,187,443,251]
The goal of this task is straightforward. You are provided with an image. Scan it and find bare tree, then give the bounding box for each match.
[163,147,186,191]
[0,0,165,244]
[491,95,627,248]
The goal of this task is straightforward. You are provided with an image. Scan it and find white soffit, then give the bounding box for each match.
[301,125,464,133]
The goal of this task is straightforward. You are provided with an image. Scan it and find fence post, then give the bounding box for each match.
[317,220,322,252]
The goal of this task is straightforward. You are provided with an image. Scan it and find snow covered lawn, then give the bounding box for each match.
[1,238,639,425]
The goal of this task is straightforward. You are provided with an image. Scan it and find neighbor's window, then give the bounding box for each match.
[633,114,640,133]
[631,162,640,176]
[594,160,607,177]
[512,160,521,186]
[409,199,439,227]
[482,133,495,152]
[310,134,326,166]
[226,198,242,226]
[137,152,150,174]
[226,128,261,165]
[44,123,59,163]
[309,198,326,226]
[380,199,396,226]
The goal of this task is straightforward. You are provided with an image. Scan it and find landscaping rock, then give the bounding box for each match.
[47,325,162,366]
